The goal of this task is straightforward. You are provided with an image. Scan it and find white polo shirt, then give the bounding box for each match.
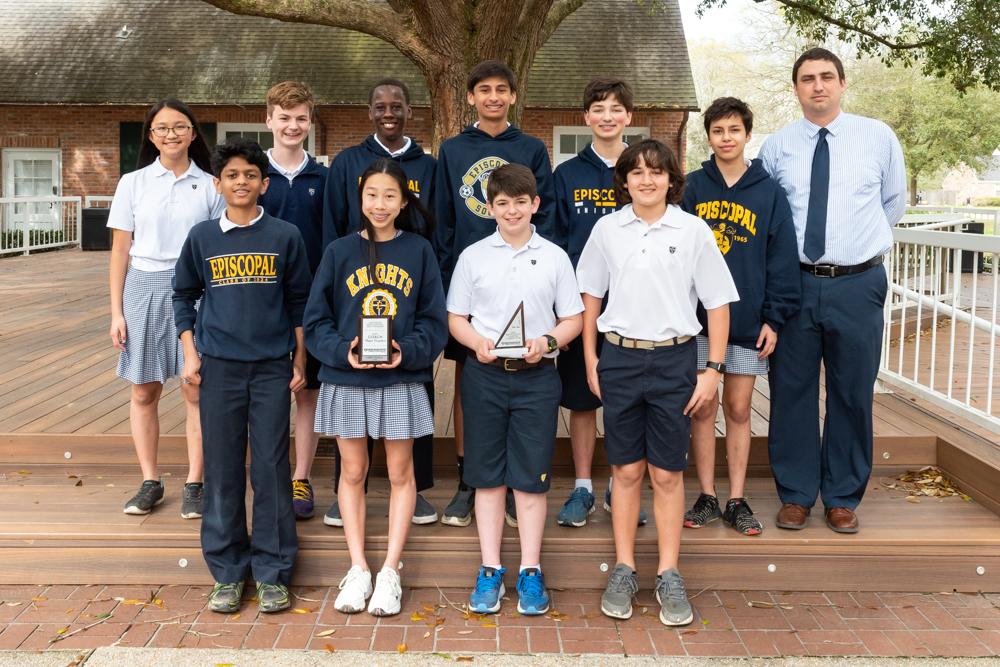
[108,158,225,272]
[447,226,584,358]
[576,204,738,341]
[266,149,309,183]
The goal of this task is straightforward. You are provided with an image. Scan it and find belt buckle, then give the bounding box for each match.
[814,264,836,278]
[503,358,519,372]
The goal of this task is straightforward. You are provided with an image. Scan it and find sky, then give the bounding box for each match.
[678,0,760,45]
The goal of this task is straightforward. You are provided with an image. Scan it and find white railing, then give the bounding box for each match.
[84,195,114,208]
[907,205,1000,236]
[0,196,82,256]
[881,221,1000,434]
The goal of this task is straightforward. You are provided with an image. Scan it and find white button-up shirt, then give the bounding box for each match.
[107,158,225,272]
[576,204,739,341]
[447,226,583,358]
[758,112,907,265]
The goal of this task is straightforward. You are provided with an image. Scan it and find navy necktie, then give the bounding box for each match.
[804,127,829,262]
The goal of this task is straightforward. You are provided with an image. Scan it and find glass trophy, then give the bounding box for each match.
[493,302,529,358]
[358,315,392,364]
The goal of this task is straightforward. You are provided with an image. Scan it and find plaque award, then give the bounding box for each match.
[493,302,529,358]
[358,315,393,364]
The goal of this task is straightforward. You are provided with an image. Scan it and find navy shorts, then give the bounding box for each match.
[460,358,561,493]
[598,337,696,472]
[304,351,321,390]
[557,335,603,411]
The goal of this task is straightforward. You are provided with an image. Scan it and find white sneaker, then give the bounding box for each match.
[367,567,402,616]
[334,566,372,613]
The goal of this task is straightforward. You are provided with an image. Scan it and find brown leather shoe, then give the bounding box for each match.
[775,503,810,530]
[825,507,859,533]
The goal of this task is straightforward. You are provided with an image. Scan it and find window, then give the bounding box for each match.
[552,126,650,166]
[217,123,316,153]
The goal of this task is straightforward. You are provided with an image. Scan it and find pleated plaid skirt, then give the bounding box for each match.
[116,266,187,385]
[314,381,434,440]
[696,335,769,376]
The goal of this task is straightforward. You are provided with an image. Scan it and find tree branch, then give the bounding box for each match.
[760,0,936,50]
[540,0,587,45]
[201,0,404,45]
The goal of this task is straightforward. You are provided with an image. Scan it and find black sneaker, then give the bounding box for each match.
[181,482,203,519]
[441,486,474,527]
[504,488,517,528]
[256,582,291,613]
[723,498,763,536]
[123,479,164,515]
[683,493,721,528]
[208,581,244,614]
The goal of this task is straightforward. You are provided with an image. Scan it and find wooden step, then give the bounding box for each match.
[2,464,998,592]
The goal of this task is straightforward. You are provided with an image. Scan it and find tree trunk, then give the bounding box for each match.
[910,173,918,206]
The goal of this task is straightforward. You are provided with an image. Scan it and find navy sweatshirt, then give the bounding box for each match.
[681,156,800,348]
[260,155,327,273]
[304,231,447,388]
[554,144,620,267]
[433,124,554,291]
[322,136,437,247]
[172,212,313,361]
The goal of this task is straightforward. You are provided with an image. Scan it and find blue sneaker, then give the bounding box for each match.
[604,486,648,526]
[557,487,596,527]
[469,566,506,614]
[515,568,550,615]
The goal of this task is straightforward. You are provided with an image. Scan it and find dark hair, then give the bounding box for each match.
[792,47,846,83]
[209,136,269,179]
[703,96,753,134]
[486,164,537,203]
[357,158,435,285]
[136,99,212,172]
[583,77,634,112]
[614,140,685,206]
[467,60,517,92]
[369,78,411,106]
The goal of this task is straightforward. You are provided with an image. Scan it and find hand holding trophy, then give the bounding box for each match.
[492,301,529,359]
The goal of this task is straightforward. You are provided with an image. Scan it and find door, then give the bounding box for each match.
[2,149,62,230]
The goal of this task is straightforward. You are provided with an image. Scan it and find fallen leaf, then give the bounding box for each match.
[397,643,408,653]
[748,600,776,608]
[457,630,473,635]
[31,597,48,602]
[74,480,83,487]
[457,658,474,663]
[481,622,497,628]
[290,607,313,614]
[6,602,24,607]
[67,475,78,479]
[681,630,699,635]
[905,496,920,503]
[324,644,334,653]
[702,619,710,626]
[410,612,426,621]
[422,604,437,612]
[231,613,240,621]
[315,628,336,637]
[17,470,31,475]
[293,593,322,602]
[56,627,69,634]
[970,626,984,631]
[432,653,452,660]
[422,631,431,639]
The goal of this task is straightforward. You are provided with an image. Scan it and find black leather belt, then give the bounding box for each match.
[468,351,555,372]
[800,255,883,278]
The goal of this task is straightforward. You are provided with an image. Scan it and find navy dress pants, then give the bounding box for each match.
[768,265,887,510]
[200,355,298,585]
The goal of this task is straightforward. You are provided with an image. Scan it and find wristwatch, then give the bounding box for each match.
[705,360,726,374]
[544,334,559,353]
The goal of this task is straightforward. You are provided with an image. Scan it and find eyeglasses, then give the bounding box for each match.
[150,125,193,137]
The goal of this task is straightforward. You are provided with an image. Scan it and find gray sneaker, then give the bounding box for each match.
[208,581,244,614]
[256,582,291,613]
[441,486,474,527]
[123,479,164,515]
[600,563,639,619]
[324,500,343,527]
[655,568,694,626]
[180,482,203,519]
[504,488,517,528]
[412,493,439,525]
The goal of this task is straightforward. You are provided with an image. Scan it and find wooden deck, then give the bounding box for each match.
[0,248,952,441]
[2,249,1000,591]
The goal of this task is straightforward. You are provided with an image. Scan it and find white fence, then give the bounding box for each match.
[0,196,82,256]
[881,213,1000,434]
[84,195,114,208]
[907,205,1000,236]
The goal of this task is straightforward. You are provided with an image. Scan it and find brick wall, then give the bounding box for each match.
[0,104,687,200]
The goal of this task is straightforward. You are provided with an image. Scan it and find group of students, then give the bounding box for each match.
[108,47,905,627]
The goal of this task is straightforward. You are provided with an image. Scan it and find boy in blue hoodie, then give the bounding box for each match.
[321,78,440,529]
[434,60,555,528]
[680,97,799,536]
[552,77,647,529]
[260,81,328,522]
[173,137,313,615]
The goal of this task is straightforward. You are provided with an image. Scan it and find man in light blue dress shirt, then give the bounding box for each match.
[758,48,906,534]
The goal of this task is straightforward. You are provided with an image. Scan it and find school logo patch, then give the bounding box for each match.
[530,259,537,265]
[362,288,398,318]
[669,246,677,254]
[308,187,316,196]
[459,156,508,218]
[191,184,198,190]
[712,223,737,255]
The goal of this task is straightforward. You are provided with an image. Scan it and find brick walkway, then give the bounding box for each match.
[1,584,999,657]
